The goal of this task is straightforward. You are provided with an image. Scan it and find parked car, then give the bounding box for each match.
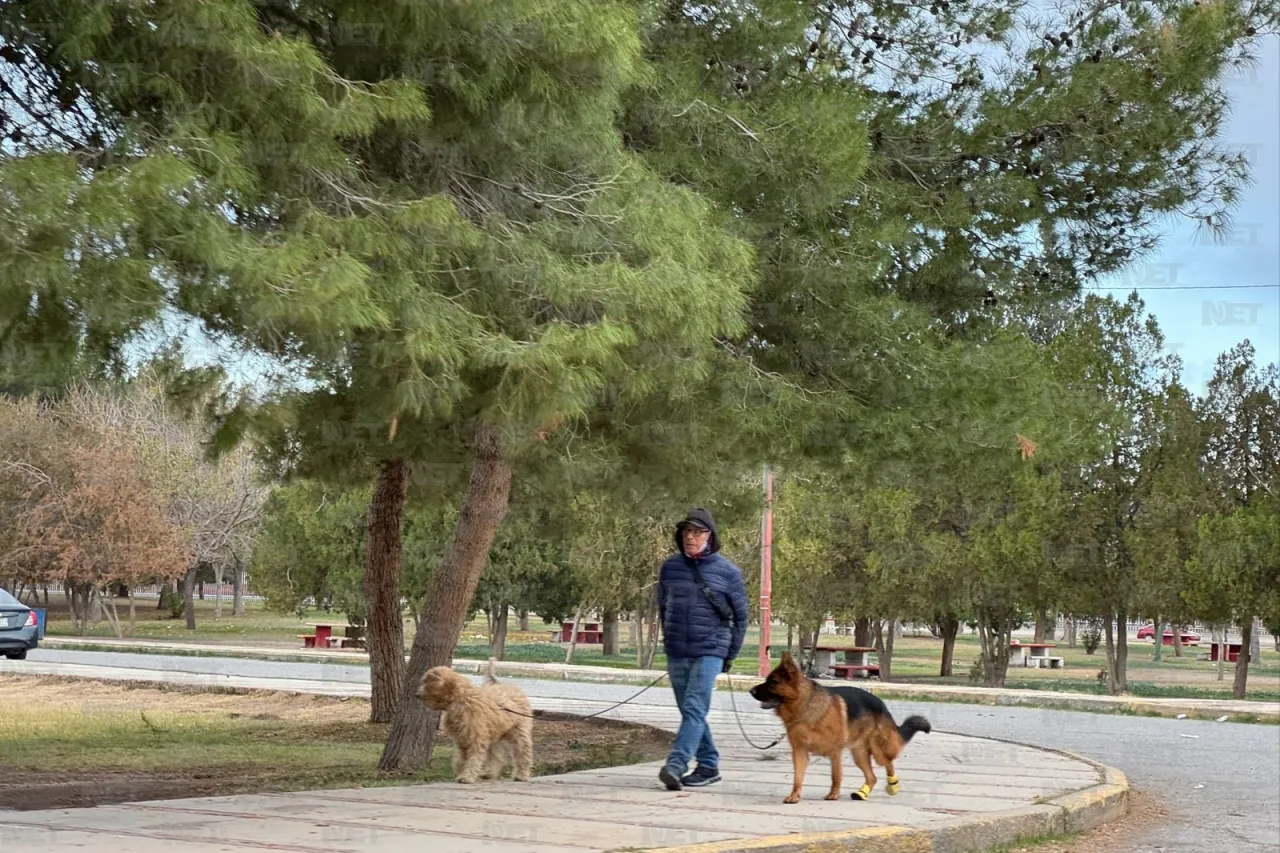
[1136,624,1200,645]
[0,588,39,660]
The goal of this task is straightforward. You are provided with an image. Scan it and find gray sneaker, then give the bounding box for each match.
[658,766,683,791]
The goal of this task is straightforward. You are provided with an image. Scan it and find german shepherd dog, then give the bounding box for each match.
[749,653,931,803]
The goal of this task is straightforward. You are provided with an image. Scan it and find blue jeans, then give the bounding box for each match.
[665,655,721,773]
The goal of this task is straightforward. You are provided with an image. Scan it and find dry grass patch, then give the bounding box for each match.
[0,674,672,810]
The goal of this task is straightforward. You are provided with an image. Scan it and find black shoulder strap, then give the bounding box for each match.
[688,561,733,625]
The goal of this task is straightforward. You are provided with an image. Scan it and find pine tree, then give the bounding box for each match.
[6,0,1276,760]
[1192,342,1280,696]
[1127,368,1214,660]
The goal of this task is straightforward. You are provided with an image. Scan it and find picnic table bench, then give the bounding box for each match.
[552,621,603,644]
[804,645,878,679]
[830,663,881,679]
[1011,641,1063,668]
[1208,641,1242,663]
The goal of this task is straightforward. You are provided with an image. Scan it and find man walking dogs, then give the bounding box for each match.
[656,508,749,790]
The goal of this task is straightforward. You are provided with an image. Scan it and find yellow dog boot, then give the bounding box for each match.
[886,775,901,796]
[850,783,873,801]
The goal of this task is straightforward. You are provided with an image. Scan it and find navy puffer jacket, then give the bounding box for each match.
[656,508,750,661]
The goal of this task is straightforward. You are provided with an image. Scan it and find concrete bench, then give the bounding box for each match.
[830,664,880,679]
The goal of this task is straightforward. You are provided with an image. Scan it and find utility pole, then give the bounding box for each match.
[758,464,774,678]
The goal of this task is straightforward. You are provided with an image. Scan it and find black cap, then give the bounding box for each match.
[675,508,720,553]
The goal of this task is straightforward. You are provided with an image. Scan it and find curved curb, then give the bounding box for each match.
[634,756,1129,853]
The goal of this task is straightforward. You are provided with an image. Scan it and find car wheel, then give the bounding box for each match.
[4,650,26,660]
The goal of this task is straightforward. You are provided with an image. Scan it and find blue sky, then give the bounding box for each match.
[1090,35,1279,395]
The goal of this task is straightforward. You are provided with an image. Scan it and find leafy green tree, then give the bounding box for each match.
[470,504,570,660]
[772,468,868,668]
[252,482,368,619]
[253,480,455,624]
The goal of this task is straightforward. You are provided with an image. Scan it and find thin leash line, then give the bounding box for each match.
[498,671,670,720]
[495,668,786,751]
[725,674,784,750]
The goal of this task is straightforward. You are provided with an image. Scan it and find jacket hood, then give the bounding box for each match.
[675,507,721,555]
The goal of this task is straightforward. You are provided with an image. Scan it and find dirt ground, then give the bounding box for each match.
[1006,790,1168,853]
[0,675,674,811]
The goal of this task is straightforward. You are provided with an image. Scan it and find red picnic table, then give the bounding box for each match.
[555,621,603,644]
[297,623,365,649]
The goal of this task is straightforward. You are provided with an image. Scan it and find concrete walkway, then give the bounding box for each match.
[37,635,1280,722]
[0,661,1129,853]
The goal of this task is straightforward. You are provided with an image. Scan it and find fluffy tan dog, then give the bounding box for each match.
[417,659,534,783]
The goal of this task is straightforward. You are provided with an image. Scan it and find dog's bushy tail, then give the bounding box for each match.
[485,657,500,684]
[898,715,931,744]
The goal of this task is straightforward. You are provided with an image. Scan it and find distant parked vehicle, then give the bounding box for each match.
[1136,624,1200,645]
[0,588,40,660]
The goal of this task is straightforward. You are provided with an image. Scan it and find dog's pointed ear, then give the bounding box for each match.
[779,652,797,675]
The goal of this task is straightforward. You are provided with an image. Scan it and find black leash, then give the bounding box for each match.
[494,667,785,752]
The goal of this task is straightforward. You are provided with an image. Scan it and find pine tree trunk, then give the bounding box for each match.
[1103,615,1116,693]
[490,603,509,660]
[378,422,511,772]
[640,603,660,670]
[519,610,530,632]
[1067,616,1077,648]
[1172,623,1184,657]
[1116,611,1129,693]
[233,560,245,617]
[854,617,872,648]
[214,564,225,620]
[1033,609,1050,644]
[1233,617,1252,699]
[602,608,620,657]
[103,591,123,639]
[977,611,1013,688]
[874,619,895,681]
[1215,625,1226,681]
[182,565,199,630]
[632,613,643,662]
[88,585,103,627]
[362,458,411,724]
[939,615,959,677]
[1103,612,1128,695]
[1153,617,1163,662]
[565,605,585,664]
[128,588,136,635]
[1249,619,1260,662]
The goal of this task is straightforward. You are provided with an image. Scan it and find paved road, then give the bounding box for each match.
[8,648,1280,853]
